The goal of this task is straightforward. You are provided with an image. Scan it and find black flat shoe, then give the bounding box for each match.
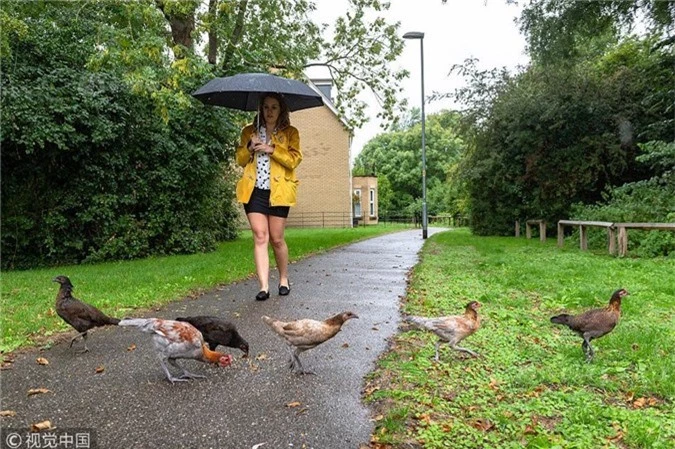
[256,290,270,301]
[278,284,291,296]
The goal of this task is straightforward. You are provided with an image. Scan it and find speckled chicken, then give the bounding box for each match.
[175,316,249,356]
[405,301,482,361]
[119,318,232,383]
[551,288,629,361]
[53,275,120,353]
[262,311,358,374]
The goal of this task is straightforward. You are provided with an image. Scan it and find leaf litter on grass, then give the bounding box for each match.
[364,229,675,449]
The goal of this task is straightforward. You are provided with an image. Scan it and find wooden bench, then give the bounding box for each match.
[557,220,616,254]
[615,223,675,256]
[525,220,546,242]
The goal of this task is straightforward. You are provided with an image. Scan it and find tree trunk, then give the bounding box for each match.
[207,0,218,65]
[155,0,196,57]
[221,0,249,72]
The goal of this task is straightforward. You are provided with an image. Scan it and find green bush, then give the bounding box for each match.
[0,1,240,269]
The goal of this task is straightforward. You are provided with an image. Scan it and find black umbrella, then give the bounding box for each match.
[192,73,324,112]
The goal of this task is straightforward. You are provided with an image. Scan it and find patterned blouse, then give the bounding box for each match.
[255,126,271,190]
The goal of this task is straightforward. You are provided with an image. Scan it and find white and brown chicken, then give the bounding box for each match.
[119,318,232,383]
[405,301,482,361]
[262,311,358,375]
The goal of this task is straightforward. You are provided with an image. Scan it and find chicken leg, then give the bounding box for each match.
[69,331,90,353]
[434,340,480,361]
[168,358,206,380]
[285,346,315,375]
[582,338,595,362]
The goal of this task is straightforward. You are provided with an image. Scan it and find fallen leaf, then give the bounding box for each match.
[31,420,54,431]
[470,418,494,432]
[36,358,49,366]
[371,327,379,331]
[341,343,349,348]
[127,344,136,351]
[27,388,52,397]
[488,378,499,391]
[286,401,301,408]
[363,385,380,396]
[632,397,658,408]
[372,414,384,421]
[95,366,105,374]
[248,362,260,373]
[0,410,17,417]
[416,413,432,425]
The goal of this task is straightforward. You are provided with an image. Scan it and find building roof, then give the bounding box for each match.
[304,77,352,134]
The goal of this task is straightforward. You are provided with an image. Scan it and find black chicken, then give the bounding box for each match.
[53,275,120,353]
[175,316,249,356]
[551,288,629,361]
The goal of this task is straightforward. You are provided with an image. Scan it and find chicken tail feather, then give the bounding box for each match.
[550,314,571,325]
[404,315,429,330]
[118,318,155,331]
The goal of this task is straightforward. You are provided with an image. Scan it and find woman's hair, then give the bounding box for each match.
[253,92,291,130]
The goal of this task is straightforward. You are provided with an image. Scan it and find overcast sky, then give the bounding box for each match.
[307,0,530,161]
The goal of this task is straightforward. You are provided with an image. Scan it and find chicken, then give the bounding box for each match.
[404,301,482,361]
[550,288,629,362]
[52,275,120,353]
[175,316,249,356]
[118,318,232,383]
[262,311,359,375]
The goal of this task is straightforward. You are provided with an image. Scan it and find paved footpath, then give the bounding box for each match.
[1,228,442,449]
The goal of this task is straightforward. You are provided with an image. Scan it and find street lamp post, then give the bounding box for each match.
[403,31,428,239]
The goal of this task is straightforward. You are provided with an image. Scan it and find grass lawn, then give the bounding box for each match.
[365,229,674,449]
[1,225,408,353]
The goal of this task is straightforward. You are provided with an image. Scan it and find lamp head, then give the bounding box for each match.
[403,31,424,40]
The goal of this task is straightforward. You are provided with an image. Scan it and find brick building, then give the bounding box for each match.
[351,176,379,225]
[286,80,355,227]
[234,79,377,228]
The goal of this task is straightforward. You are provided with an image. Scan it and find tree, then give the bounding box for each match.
[452,36,673,235]
[1,1,239,269]
[518,0,675,65]
[353,110,467,216]
[158,0,407,130]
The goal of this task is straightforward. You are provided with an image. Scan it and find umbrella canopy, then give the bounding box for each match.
[192,73,324,112]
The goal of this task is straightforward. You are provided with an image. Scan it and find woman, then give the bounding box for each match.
[235,92,302,301]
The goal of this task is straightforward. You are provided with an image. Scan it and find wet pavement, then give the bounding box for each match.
[1,228,442,449]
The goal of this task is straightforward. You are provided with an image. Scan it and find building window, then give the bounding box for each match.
[369,188,375,216]
[354,189,362,217]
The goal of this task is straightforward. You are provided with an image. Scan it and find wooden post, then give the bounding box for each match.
[515,221,520,237]
[608,227,616,255]
[618,226,628,257]
[526,222,532,239]
[539,221,546,242]
[557,222,564,247]
[580,225,588,250]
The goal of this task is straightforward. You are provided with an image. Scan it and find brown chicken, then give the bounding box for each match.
[175,316,249,356]
[262,311,358,375]
[551,288,629,361]
[119,318,232,383]
[405,301,482,361]
[53,275,120,353]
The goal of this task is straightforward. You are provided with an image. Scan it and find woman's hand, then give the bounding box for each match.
[252,141,275,154]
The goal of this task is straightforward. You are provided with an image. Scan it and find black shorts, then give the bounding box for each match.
[244,187,290,218]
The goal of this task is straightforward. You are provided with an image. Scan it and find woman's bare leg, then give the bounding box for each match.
[247,213,270,292]
[269,216,289,288]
